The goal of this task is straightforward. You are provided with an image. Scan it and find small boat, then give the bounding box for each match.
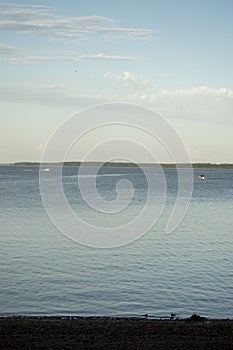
[40,168,50,172]
[198,174,205,180]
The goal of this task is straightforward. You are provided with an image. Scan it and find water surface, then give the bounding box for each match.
[0,165,232,319]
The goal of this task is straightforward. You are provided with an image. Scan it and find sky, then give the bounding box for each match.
[1,0,233,163]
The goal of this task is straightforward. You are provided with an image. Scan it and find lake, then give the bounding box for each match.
[0,165,233,319]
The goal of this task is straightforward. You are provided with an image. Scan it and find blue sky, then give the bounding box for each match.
[1,0,233,162]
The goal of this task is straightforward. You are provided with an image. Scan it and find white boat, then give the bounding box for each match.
[40,168,50,172]
[198,175,205,180]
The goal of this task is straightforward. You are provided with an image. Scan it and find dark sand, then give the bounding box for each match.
[1,317,233,350]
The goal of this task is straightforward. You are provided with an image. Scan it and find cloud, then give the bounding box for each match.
[0,3,153,42]
[6,53,136,64]
[105,71,153,90]
[0,3,152,64]
[1,83,233,125]
[0,2,50,9]
[130,86,233,122]
[0,84,116,107]
[0,43,22,56]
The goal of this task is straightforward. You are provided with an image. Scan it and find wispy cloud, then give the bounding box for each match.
[0,3,152,65]
[4,53,136,64]
[0,3,153,42]
[105,71,153,90]
[0,43,22,55]
[0,2,50,9]
[0,84,115,107]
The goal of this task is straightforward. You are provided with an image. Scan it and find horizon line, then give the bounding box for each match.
[2,161,233,167]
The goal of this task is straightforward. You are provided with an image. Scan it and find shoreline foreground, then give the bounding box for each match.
[1,316,233,349]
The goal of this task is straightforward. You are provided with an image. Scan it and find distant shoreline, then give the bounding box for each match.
[4,161,233,168]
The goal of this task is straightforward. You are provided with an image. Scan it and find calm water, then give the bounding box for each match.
[0,165,233,319]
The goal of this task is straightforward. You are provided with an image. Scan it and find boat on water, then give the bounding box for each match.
[40,168,50,172]
[198,174,205,180]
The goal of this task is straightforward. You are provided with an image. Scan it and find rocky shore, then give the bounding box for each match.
[1,316,233,349]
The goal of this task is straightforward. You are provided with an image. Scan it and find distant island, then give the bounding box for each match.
[11,162,233,168]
